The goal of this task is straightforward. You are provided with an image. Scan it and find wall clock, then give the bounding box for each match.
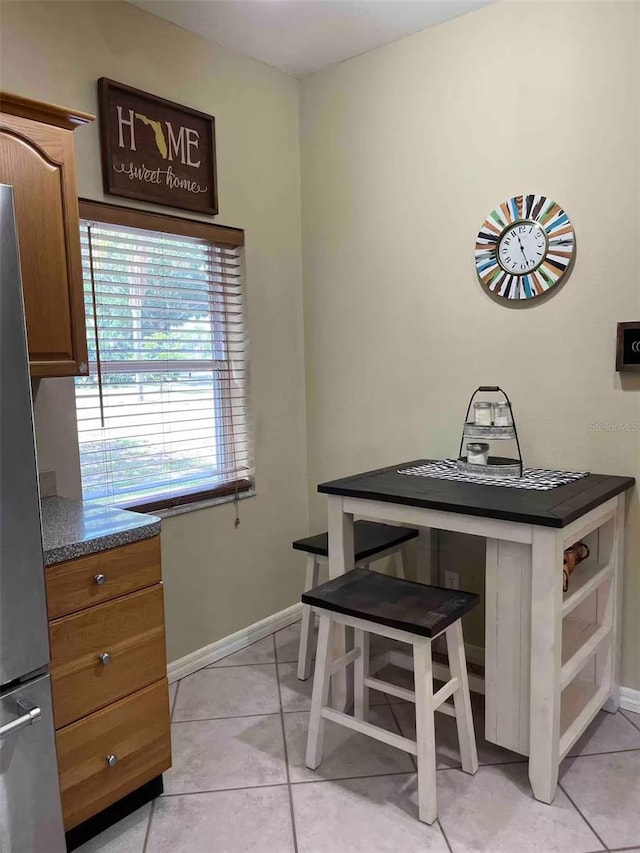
[475,195,575,300]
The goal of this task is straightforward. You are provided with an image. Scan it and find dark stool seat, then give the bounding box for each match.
[302,568,478,638]
[293,520,419,562]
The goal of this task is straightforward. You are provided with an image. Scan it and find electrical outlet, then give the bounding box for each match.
[444,571,459,590]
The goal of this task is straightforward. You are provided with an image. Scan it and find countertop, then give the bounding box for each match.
[41,496,161,566]
[318,460,635,528]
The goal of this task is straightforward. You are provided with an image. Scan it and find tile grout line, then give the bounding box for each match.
[160,781,291,799]
[386,692,417,771]
[566,746,640,760]
[273,632,299,853]
[159,770,422,798]
[289,769,418,786]
[170,679,180,721]
[557,780,610,852]
[207,658,298,669]
[172,710,283,724]
[621,710,640,733]
[141,796,156,853]
[437,818,455,853]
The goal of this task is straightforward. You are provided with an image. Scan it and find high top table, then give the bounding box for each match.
[318,460,635,804]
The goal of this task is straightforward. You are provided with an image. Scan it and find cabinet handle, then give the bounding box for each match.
[99,652,112,666]
[106,754,118,768]
[94,573,106,585]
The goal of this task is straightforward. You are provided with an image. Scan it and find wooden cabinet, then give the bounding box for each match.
[0,92,94,377]
[46,536,171,831]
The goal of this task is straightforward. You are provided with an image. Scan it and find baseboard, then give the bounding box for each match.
[167,602,303,683]
[620,686,640,715]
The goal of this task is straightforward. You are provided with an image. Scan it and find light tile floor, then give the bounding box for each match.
[78,621,640,853]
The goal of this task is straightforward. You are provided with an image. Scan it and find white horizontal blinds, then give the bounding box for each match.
[75,217,251,508]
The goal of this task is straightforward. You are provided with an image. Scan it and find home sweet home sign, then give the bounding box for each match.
[98,79,218,215]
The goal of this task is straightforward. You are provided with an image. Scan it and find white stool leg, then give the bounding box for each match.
[297,555,320,681]
[413,637,437,825]
[353,629,370,721]
[395,546,407,580]
[446,620,478,775]
[306,613,333,770]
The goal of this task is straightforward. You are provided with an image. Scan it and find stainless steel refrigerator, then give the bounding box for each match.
[0,184,66,852]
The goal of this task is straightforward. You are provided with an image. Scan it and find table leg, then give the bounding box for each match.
[528,527,564,804]
[327,495,354,711]
[484,538,532,756]
[416,527,439,585]
[601,493,625,713]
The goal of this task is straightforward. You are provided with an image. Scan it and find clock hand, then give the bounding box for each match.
[516,234,530,266]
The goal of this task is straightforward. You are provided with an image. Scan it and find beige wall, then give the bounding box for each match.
[1,0,309,662]
[300,0,640,689]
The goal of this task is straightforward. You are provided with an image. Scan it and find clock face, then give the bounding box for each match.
[497,221,547,274]
[475,195,575,300]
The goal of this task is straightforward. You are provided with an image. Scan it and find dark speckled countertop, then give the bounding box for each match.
[41,496,161,566]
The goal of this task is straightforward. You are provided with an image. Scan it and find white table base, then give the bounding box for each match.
[326,492,625,804]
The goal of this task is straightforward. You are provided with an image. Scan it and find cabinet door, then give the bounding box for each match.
[56,679,171,830]
[0,113,88,377]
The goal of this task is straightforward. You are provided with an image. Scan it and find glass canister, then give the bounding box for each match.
[493,401,511,427]
[473,401,493,426]
[467,442,489,465]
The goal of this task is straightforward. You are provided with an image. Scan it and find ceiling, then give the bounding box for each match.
[128,0,494,76]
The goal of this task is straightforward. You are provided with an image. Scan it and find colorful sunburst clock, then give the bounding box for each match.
[475,195,575,300]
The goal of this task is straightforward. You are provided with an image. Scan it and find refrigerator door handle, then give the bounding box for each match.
[0,699,42,740]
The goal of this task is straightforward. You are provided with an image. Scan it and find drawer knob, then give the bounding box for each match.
[98,652,112,666]
[94,573,107,585]
[106,754,118,768]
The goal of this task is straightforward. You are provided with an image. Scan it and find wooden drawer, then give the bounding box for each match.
[57,679,171,830]
[50,585,167,728]
[45,536,161,619]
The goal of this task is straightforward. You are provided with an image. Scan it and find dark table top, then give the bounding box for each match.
[318,460,635,528]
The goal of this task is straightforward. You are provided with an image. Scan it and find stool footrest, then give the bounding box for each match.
[320,707,418,756]
[364,676,415,704]
[432,677,459,710]
[330,646,361,675]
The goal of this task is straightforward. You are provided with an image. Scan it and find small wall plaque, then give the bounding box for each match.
[616,322,640,372]
[98,78,218,215]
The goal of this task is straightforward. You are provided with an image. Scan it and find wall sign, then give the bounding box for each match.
[98,78,218,215]
[616,322,640,372]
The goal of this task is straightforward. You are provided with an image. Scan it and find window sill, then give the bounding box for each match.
[151,487,256,519]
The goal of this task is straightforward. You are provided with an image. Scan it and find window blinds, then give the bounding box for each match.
[75,210,252,510]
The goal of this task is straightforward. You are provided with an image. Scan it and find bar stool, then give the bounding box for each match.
[293,521,419,680]
[303,568,479,824]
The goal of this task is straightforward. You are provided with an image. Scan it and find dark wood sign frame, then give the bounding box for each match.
[98,78,218,215]
[615,322,640,372]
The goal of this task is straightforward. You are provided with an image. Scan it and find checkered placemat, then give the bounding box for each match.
[398,459,589,491]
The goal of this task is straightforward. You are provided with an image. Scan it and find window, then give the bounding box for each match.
[75,201,252,512]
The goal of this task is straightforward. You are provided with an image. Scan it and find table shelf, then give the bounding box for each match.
[559,679,610,761]
[561,617,611,689]
[562,560,614,617]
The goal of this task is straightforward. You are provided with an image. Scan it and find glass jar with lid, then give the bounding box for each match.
[473,401,493,427]
[493,401,511,427]
[467,442,489,465]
